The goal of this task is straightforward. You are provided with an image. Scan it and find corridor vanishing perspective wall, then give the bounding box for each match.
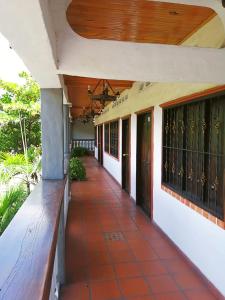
[94,81,225,296]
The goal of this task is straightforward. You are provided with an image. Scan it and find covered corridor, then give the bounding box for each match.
[61,157,222,300]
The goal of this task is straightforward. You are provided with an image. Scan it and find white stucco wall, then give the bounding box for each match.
[94,147,98,160]
[153,106,225,296]
[72,120,94,140]
[130,114,137,200]
[96,105,225,296]
[102,121,122,185]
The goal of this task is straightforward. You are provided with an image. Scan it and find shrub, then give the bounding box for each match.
[0,185,27,235]
[69,157,86,181]
[71,147,89,158]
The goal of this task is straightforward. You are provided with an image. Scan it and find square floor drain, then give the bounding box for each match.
[103,232,124,241]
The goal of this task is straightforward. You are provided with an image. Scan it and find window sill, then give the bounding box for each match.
[161,185,225,230]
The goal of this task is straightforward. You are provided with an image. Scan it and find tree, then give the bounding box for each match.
[0,72,41,153]
[0,147,41,194]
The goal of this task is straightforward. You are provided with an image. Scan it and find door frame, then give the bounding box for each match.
[98,124,103,165]
[121,115,131,194]
[135,107,154,220]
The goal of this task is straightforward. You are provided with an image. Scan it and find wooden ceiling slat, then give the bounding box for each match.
[67,0,216,45]
[64,76,133,117]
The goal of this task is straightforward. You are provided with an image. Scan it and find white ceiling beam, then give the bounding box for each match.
[0,0,61,88]
[50,0,225,84]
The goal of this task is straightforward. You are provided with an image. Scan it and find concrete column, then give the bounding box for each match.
[68,117,72,151]
[63,104,69,154]
[41,88,64,180]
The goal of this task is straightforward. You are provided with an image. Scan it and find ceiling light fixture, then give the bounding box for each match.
[88,79,120,109]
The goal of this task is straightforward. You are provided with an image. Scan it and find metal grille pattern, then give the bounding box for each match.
[110,121,119,158]
[104,123,110,153]
[162,95,225,219]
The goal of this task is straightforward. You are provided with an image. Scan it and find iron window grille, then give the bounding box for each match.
[110,121,119,158]
[104,123,110,153]
[162,95,225,220]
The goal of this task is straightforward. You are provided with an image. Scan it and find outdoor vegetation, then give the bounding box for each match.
[71,146,89,157]
[0,72,41,235]
[69,157,86,181]
[69,146,88,181]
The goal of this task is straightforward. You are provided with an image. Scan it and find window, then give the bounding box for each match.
[162,95,225,220]
[110,121,119,158]
[94,126,97,147]
[104,123,110,153]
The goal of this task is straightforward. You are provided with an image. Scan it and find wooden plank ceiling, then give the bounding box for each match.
[64,76,133,118]
[66,0,216,45]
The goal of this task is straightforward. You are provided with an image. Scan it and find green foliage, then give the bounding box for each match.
[0,148,41,192]
[0,72,41,153]
[0,185,27,235]
[71,147,89,157]
[69,157,86,181]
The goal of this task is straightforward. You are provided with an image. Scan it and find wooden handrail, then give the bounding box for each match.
[0,179,65,300]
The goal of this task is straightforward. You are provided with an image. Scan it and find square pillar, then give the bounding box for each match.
[63,104,70,155]
[41,88,64,180]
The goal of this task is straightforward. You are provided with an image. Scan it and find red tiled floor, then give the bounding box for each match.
[90,280,121,300]
[61,283,90,300]
[146,274,179,294]
[140,260,168,276]
[184,289,217,300]
[154,291,186,300]
[61,157,225,300]
[114,262,142,278]
[119,277,150,297]
[88,265,115,281]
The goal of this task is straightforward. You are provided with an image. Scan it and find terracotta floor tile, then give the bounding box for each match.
[123,231,145,241]
[87,250,112,265]
[184,289,217,300]
[66,267,88,284]
[132,247,158,261]
[85,241,108,252]
[107,240,129,251]
[154,291,186,300]
[61,282,90,300]
[140,260,168,276]
[114,262,142,278]
[146,274,179,294]
[88,265,115,281]
[164,258,193,275]
[126,296,154,300]
[110,249,136,263]
[119,277,150,297]
[62,157,223,300]
[91,280,122,300]
[174,271,207,290]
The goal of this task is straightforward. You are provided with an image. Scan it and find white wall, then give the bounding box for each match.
[94,147,98,160]
[95,106,225,296]
[102,121,122,185]
[130,114,137,200]
[153,106,225,296]
[72,120,94,140]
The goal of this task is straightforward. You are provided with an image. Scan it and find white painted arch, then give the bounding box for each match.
[52,0,225,83]
[1,0,225,87]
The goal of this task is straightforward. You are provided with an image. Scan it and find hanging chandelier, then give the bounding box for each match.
[77,104,102,124]
[88,79,120,108]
